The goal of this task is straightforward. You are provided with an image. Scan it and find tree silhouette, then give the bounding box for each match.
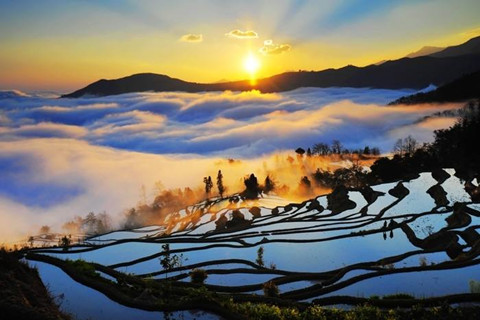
[59,235,71,251]
[371,147,381,155]
[263,175,275,194]
[203,176,213,197]
[243,173,260,199]
[256,246,265,267]
[295,147,305,156]
[216,170,226,198]
[299,176,312,194]
[39,225,50,235]
[160,244,183,279]
[306,147,312,157]
[404,136,418,155]
[313,142,330,155]
[393,138,404,156]
[331,140,343,154]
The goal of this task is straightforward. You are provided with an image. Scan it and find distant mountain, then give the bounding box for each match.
[389,70,480,105]
[405,46,444,58]
[62,36,480,98]
[430,35,480,58]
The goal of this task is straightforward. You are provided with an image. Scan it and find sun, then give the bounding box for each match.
[244,52,260,75]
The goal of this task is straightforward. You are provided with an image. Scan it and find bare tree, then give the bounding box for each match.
[394,136,418,155]
[331,140,343,154]
[393,138,404,156]
[312,143,330,155]
[404,135,418,155]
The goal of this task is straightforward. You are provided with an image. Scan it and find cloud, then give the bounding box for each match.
[179,33,203,42]
[0,87,465,244]
[0,87,461,156]
[259,39,291,55]
[1,122,88,139]
[225,29,258,39]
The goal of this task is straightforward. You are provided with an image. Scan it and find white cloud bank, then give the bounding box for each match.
[0,87,461,243]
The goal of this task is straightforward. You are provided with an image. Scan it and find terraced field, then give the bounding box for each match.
[25,169,480,319]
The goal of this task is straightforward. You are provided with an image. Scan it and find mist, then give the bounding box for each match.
[0,87,462,244]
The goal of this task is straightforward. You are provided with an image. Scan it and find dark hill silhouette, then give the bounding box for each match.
[430,35,480,58]
[389,70,480,105]
[62,36,480,98]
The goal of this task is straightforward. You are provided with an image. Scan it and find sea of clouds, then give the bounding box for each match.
[0,87,461,242]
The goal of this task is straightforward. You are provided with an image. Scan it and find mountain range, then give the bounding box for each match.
[389,70,480,104]
[63,36,480,98]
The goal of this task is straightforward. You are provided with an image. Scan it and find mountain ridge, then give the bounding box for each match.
[389,70,480,105]
[405,45,444,58]
[62,36,480,98]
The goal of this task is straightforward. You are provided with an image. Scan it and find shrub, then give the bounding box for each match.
[382,293,415,300]
[263,280,279,297]
[67,259,99,278]
[302,305,327,320]
[190,268,208,284]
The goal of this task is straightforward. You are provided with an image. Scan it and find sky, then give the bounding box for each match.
[1,0,480,92]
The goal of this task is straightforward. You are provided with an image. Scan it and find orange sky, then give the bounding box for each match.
[0,0,479,92]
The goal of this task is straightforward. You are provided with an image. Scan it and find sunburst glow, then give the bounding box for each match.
[244,52,260,75]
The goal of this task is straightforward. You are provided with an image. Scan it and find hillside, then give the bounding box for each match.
[431,35,480,58]
[0,250,70,320]
[62,36,480,98]
[389,70,480,104]
[24,169,480,318]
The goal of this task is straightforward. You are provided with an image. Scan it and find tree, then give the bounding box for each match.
[124,208,141,229]
[263,281,279,297]
[312,168,331,187]
[393,138,404,156]
[28,236,34,247]
[263,175,275,194]
[394,136,418,156]
[216,170,226,198]
[256,246,265,267]
[306,148,312,157]
[82,212,97,235]
[190,268,208,284]
[363,146,371,155]
[371,147,381,155]
[203,176,213,197]
[59,235,71,251]
[160,244,183,279]
[300,176,311,189]
[313,143,330,155]
[39,225,50,235]
[295,147,305,156]
[331,140,343,154]
[243,173,260,199]
[95,211,111,234]
[404,135,418,155]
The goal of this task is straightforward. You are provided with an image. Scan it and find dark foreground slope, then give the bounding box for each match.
[390,70,480,104]
[0,249,70,320]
